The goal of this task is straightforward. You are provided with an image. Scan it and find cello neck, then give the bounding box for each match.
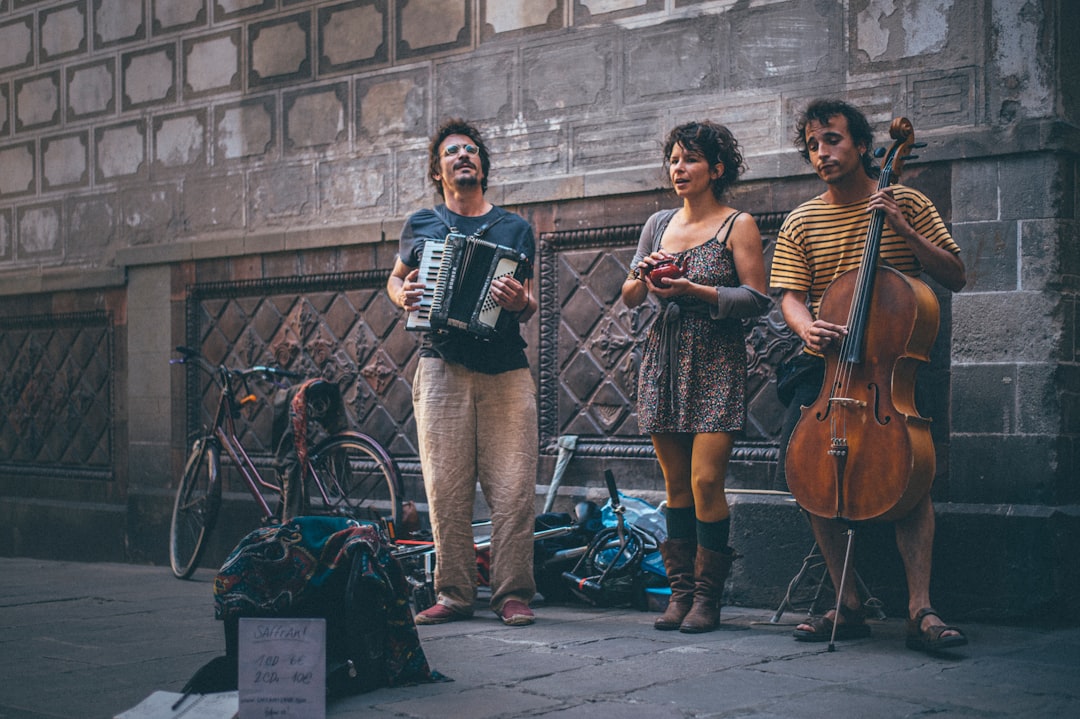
[839,119,915,365]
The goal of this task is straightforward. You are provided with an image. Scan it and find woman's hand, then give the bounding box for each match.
[635,251,685,293]
[633,251,676,278]
[643,272,690,297]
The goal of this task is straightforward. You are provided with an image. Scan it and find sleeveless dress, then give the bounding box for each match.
[637,216,746,434]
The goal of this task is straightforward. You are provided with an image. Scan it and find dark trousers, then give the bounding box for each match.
[774,355,825,492]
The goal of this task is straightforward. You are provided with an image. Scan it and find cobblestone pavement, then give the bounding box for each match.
[2,557,1077,719]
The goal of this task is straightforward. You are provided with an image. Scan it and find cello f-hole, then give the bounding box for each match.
[866,382,891,425]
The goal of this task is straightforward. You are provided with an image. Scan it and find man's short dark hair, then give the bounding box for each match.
[793,99,879,179]
[662,121,746,200]
[428,118,491,197]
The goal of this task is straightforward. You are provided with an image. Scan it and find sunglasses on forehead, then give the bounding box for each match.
[443,143,479,156]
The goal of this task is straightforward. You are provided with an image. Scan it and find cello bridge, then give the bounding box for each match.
[829,397,866,409]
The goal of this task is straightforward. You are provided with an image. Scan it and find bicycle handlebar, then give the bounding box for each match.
[170,346,303,384]
[249,365,303,380]
[603,469,619,502]
[603,469,625,515]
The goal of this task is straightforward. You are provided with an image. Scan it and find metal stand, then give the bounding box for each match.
[827,527,856,650]
[770,540,885,624]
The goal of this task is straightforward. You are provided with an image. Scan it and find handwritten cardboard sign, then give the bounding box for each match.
[238,618,325,719]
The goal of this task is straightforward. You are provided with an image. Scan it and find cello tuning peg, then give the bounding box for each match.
[873,147,886,158]
[904,154,921,162]
[913,142,927,149]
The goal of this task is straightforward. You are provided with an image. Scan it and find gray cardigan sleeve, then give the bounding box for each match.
[710,285,772,319]
[630,209,679,269]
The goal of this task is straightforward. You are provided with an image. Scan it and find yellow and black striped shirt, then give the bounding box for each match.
[770,185,960,316]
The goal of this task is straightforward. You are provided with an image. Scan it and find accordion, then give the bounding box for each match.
[406,232,529,339]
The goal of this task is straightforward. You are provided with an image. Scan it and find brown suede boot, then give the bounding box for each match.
[653,539,697,631]
[679,546,736,634]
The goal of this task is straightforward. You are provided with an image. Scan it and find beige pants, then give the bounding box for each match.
[412,357,538,614]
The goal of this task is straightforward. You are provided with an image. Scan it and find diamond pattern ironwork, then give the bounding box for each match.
[185,271,421,469]
[183,218,805,494]
[0,311,113,477]
[537,215,800,485]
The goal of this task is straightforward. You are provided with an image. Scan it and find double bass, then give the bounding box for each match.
[785,118,939,523]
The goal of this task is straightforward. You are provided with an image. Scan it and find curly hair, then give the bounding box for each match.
[427,118,491,197]
[793,99,878,179]
[662,121,746,201]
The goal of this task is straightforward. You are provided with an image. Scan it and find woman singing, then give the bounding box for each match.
[622,121,769,632]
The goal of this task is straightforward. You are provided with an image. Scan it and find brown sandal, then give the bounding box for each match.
[793,604,871,642]
[906,607,967,653]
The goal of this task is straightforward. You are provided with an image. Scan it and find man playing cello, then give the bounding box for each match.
[771,99,968,652]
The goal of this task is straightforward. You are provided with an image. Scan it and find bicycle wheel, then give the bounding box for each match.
[589,527,646,577]
[307,432,402,530]
[169,436,222,579]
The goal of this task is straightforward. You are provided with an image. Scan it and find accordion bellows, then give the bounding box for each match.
[407,232,528,339]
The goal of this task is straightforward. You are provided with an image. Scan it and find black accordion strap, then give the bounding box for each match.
[434,205,506,240]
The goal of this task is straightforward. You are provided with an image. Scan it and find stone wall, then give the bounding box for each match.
[0,1,1077,619]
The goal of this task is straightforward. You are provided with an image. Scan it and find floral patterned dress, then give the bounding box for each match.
[637,215,746,434]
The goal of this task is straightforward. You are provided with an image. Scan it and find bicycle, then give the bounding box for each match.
[392,515,583,612]
[561,469,661,607]
[168,346,403,579]
[392,468,662,612]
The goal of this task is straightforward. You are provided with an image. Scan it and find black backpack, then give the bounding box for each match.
[182,517,443,701]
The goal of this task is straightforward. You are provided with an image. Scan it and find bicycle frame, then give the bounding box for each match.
[184,359,292,521]
[200,365,361,521]
[170,345,403,579]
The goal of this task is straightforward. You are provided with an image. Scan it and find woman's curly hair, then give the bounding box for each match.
[663,121,746,200]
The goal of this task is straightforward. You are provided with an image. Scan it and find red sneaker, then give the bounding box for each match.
[497,600,535,626]
[414,603,469,625]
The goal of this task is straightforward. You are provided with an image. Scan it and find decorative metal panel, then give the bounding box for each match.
[537,214,800,484]
[0,311,114,478]
[185,215,802,493]
[185,270,419,468]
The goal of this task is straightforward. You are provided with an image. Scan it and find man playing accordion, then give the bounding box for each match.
[387,118,539,627]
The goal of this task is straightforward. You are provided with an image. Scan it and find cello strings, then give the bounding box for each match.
[829,152,896,451]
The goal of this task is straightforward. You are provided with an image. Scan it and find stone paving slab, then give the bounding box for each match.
[1,557,1078,719]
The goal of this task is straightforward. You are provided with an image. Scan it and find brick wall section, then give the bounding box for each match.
[0,0,1036,266]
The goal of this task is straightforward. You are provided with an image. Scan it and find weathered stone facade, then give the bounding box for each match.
[1,1,1076,620]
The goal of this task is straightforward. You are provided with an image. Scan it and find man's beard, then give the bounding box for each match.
[452,172,480,190]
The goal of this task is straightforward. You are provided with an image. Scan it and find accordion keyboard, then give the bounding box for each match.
[405,239,446,331]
